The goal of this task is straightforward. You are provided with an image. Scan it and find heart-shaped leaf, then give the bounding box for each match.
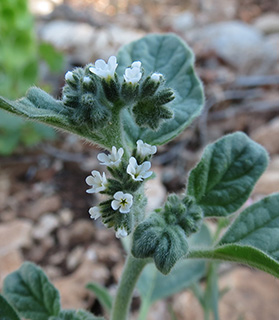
[188,194,279,277]
[187,132,268,217]
[3,262,61,320]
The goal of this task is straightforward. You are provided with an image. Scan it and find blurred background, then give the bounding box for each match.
[0,0,279,319]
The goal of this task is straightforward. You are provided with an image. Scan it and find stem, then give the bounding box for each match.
[110,254,148,320]
[137,298,150,320]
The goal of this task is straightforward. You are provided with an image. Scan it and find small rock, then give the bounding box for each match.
[251,117,279,154]
[145,167,166,212]
[0,174,11,210]
[0,250,23,290]
[186,21,277,75]
[39,21,144,65]
[219,268,279,320]
[66,246,85,271]
[0,220,32,255]
[254,171,279,194]
[89,243,121,264]
[253,13,279,35]
[57,228,70,247]
[59,208,74,226]
[44,265,62,280]
[112,262,123,282]
[54,258,109,309]
[68,220,95,246]
[49,251,67,265]
[173,291,203,320]
[26,237,55,263]
[32,214,59,240]
[169,11,196,33]
[147,300,171,320]
[22,195,61,220]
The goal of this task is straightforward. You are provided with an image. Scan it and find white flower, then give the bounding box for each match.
[115,227,128,238]
[89,56,118,79]
[151,72,163,82]
[136,140,157,157]
[89,206,101,220]
[127,157,152,181]
[65,71,74,82]
[111,191,133,213]
[86,170,107,193]
[97,146,124,167]
[124,61,142,84]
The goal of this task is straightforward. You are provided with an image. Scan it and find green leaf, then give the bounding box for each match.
[39,42,64,73]
[188,194,279,277]
[137,224,211,303]
[0,294,21,320]
[117,33,204,146]
[187,132,268,217]
[86,283,113,313]
[3,262,61,320]
[49,309,104,320]
[220,194,279,256]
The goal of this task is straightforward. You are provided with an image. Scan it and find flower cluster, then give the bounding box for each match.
[61,55,174,132]
[85,140,157,238]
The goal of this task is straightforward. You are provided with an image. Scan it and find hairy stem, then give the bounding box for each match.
[110,254,148,320]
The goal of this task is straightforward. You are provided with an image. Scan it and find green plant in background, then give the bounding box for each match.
[0,0,64,155]
[0,34,278,320]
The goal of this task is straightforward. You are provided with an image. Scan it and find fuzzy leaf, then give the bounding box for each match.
[86,283,113,313]
[188,194,279,277]
[187,132,268,217]
[3,262,61,320]
[0,294,21,320]
[117,33,204,146]
[137,224,210,303]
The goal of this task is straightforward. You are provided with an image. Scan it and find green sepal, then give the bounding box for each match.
[187,132,269,217]
[3,262,61,320]
[132,98,173,130]
[121,82,139,103]
[139,76,160,98]
[0,294,21,320]
[132,195,203,274]
[101,75,120,103]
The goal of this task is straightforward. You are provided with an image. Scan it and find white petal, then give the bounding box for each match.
[111,200,120,211]
[97,153,109,163]
[85,176,95,185]
[116,228,128,238]
[89,207,101,220]
[132,61,141,68]
[95,59,106,69]
[142,171,153,179]
[65,71,74,81]
[141,161,151,171]
[114,191,124,200]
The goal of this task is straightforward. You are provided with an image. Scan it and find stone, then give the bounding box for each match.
[22,195,61,220]
[253,14,279,35]
[89,243,121,264]
[67,220,95,246]
[58,208,74,226]
[250,117,279,154]
[169,11,196,33]
[39,21,144,65]
[66,246,84,271]
[186,21,277,75]
[0,220,32,255]
[0,250,23,290]
[172,291,203,320]
[254,171,279,194]
[32,214,59,240]
[54,258,109,309]
[219,268,279,320]
[0,174,11,210]
[145,167,166,212]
